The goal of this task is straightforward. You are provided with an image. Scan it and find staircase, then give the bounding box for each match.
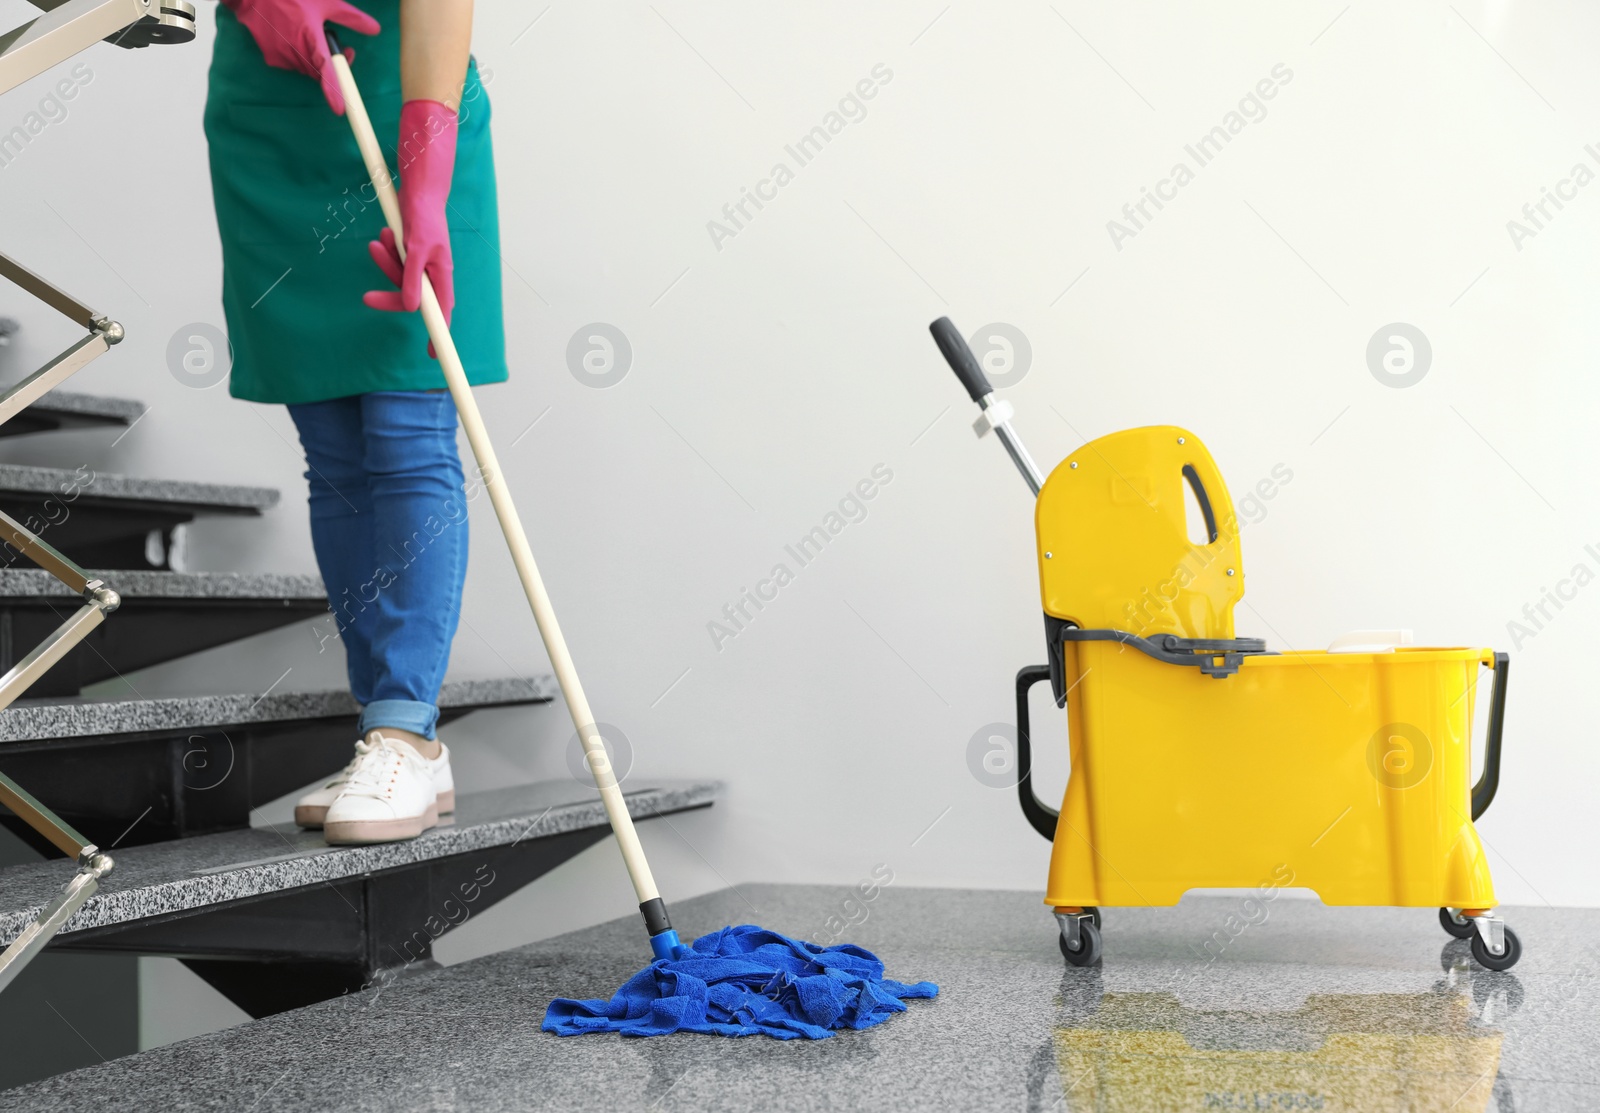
[0,387,718,1089]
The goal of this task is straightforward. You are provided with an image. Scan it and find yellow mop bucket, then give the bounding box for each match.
[928,318,1518,972]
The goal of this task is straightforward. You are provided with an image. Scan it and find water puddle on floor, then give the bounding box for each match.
[1028,945,1522,1112]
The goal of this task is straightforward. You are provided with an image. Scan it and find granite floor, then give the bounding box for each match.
[4,884,1594,1111]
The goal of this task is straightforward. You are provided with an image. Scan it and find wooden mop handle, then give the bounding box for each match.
[326,49,663,911]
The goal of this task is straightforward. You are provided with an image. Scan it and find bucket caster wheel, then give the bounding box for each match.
[1439,907,1476,940]
[1058,920,1102,966]
[1083,906,1102,931]
[1471,925,1522,972]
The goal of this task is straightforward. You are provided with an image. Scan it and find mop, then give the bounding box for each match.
[326,36,936,1038]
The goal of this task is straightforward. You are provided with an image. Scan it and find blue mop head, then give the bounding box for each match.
[542,924,939,1039]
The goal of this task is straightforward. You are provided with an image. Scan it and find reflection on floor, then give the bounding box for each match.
[2,885,1594,1111]
[1044,960,1517,1111]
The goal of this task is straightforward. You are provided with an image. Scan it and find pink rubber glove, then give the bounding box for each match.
[220,0,380,116]
[364,100,458,353]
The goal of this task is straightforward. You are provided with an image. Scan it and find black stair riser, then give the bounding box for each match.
[0,496,257,571]
[0,409,130,439]
[0,705,494,850]
[49,823,629,1017]
[0,597,327,696]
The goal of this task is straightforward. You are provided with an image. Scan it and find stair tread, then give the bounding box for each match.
[0,568,325,598]
[25,389,145,424]
[0,463,278,510]
[0,779,718,946]
[0,676,557,743]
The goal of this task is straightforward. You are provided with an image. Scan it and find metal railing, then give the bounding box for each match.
[0,0,194,996]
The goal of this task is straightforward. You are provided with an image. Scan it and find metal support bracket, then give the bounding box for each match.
[1471,911,1507,957]
[1054,910,1088,952]
[0,771,114,995]
[0,575,119,708]
[0,854,114,996]
[1,0,194,96]
[0,254,125,432]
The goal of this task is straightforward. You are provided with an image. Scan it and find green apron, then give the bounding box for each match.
[204,1,507,405]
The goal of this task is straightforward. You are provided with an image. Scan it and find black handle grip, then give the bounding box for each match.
[929,317,993,402]
[1016,665,1062,842]
[1471,652,1509,821]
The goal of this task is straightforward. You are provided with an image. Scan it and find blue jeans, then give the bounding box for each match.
[287,390,469,740]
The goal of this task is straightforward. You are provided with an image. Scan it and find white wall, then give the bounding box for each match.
[2,1,1596,1018]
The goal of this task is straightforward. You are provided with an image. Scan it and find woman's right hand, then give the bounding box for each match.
[220,0,381,115]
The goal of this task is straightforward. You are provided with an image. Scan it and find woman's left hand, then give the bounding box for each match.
[364,100,458,355]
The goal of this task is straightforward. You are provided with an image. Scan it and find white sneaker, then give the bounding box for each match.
[294,739,456,829]
[294,747,362,829]
[321,738,455,845]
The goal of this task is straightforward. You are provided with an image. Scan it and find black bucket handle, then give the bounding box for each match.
[1472,652,1509,821]
[1015,665,1061,841]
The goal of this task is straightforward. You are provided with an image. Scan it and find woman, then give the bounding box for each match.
[204,0,506,844]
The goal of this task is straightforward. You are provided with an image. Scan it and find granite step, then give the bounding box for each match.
[0,463,278,571]
[0,389,144,439]
[2,778,718,1017]
[0,464,273,511]
[0,677,558,848]
[0,676,556,745]
[0,569,327,697]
